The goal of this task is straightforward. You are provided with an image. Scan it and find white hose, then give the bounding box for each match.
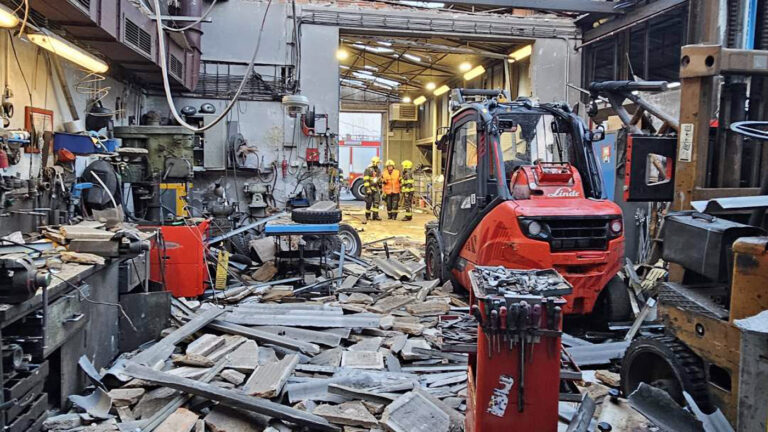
[150,0,272,132]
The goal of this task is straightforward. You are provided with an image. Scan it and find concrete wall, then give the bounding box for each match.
[531,38,581,105]
[143,0,341,205]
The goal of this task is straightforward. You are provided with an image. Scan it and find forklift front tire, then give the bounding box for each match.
[425,235,445,282]
[596,275,633,323]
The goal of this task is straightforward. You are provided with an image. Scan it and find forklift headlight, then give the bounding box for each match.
[518,218,549,240]
[609,218,623,236]
[528,221,543,236]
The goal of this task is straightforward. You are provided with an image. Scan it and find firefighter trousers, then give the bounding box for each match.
[365,189,381,220]
[402,191,414,220]
[386,193,400,219]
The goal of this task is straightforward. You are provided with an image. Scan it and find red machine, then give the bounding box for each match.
[149,220,209,297]
[425,89,628,322]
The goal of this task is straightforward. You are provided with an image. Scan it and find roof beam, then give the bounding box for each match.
[431,0,622,15]
[351,37,510,59]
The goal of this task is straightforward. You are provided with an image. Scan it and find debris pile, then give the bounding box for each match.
[52,238,469,432]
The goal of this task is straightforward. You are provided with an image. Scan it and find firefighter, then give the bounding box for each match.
[382,159,401,220]
[401,160,414,221]
[363,156,382,222]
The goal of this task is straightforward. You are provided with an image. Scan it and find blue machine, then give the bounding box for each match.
[593,133,617,201]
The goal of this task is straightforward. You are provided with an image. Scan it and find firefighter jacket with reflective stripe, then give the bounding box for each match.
[382,169,401,194]
[363,165,381,190]
[401,169,414,193]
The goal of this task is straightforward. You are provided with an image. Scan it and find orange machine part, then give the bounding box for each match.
[149,220,210,297]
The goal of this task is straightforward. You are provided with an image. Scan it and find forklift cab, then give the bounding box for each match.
[434,90,607,262]
[427,89,626,318]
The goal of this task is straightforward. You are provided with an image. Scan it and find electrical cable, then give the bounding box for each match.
[7,30,32,105]
[150,0,273,132]
[89,172,120,211]
[50,273,137,331]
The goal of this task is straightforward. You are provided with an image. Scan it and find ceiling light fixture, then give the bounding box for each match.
[413,95,427,105]
[403,53,422,62]
[508,44,532,62]
[433,85,450,96]
[402,96,412,103]
[459,62,472,72]
[425,82,436,90]
[463,65,485,81]
[336,48,349,61]
[363,65,379,71]
[0,4,20,28]
[27,31,109,73]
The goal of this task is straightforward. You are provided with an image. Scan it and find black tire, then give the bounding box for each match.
[621,335,711,411]
[433,203,441,218]
[291,208,342,224]
[425,234,445,282]
[595,275,633,322]
[337,223,362,258]
[351,179,365,201]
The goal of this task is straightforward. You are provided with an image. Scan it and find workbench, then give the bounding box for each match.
[0,251,163,431]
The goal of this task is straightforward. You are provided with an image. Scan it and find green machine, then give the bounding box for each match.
[113,126,195,180]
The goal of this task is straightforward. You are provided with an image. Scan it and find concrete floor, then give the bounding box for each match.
[340,200,436,245]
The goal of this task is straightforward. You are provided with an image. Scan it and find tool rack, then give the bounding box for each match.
[465,266,571,432]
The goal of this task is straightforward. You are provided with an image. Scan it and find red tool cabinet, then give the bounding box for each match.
[149,220,210,297]
[465,267,569,432]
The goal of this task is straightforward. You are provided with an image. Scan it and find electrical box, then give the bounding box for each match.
[389,103,418,122]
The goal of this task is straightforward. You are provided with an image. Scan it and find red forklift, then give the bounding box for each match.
[425,88,629,322]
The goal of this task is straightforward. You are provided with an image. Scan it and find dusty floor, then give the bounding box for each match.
[340,200,436,245]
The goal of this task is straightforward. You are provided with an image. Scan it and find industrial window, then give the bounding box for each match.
[582,6,686,86]
[449,120,478,183]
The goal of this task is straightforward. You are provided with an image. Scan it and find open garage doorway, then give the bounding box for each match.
[336,31,534,206]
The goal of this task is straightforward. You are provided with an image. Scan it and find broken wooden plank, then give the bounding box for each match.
[202,319,321,354]
[243,354,299,398]
[381,390,450,432]
[369,295,414,314]
[132,308,225,368]
[120,362,339,431]
[313,401,379,428]
[224,312,381,328]
[254,326,342,348]
[341,351,385,370]
[187,334,225,357]
[327,384,397,405]
[139,359,227,431]
[227,340,260,372]
[155,408,198,432]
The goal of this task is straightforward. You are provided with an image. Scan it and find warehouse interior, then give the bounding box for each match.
[0,0,766,430]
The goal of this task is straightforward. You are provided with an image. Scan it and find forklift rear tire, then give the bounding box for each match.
[425,235,445,282]
[291,208,343,224]
[352,179,365,201]
[595,275,633,323]
[337,223,362,258]
[621,335,711,411]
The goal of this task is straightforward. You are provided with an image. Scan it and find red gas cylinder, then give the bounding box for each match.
[0,149,9,168]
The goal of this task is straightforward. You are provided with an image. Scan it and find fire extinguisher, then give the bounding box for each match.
[281,158,288,178]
